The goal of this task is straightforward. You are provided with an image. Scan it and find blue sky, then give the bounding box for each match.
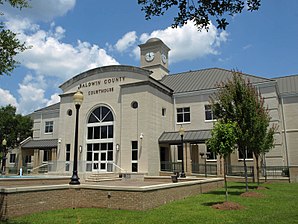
[0,0,298,114]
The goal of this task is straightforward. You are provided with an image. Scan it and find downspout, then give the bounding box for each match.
[280,97,290,166]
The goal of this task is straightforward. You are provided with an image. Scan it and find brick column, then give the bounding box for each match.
[185,143,192,176]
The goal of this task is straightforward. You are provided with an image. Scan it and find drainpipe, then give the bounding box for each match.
[281,97,290,167]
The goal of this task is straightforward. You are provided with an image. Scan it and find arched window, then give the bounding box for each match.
[86,106,114,172]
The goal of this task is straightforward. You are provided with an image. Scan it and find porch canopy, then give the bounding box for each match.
[21,139,58,150]
[158,130,211,144]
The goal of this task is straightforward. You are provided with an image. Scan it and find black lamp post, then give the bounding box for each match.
[1,138,7,175]
[179,125,186,178]
[70,90,84,185]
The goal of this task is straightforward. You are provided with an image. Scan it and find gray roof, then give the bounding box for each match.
[159,130,211,144]
[161,68,273,93]
[35,103,60,113]
[22,139,58,149]
[275,75,298,95]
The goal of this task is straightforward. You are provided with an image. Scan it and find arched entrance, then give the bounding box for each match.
[86,106,114,172]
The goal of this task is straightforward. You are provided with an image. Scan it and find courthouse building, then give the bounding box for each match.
[13,38,298,179]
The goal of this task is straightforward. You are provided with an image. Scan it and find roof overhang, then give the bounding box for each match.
[21,139,58,150]
[159,130,211,144]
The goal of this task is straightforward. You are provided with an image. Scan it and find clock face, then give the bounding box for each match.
[145,52,155,62]
[161,54,167,64]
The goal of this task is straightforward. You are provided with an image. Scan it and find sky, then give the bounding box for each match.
[0,0,298,115]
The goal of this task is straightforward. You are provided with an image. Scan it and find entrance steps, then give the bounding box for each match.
[85,173,120,183]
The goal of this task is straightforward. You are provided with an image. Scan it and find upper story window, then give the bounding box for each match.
[205,105,216,121]
[45,121,54,133]
[177,107,190,123]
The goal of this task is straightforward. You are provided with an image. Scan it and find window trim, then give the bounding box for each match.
[44,121,54,134]
[204,105,217,122]
[176,107,191,123]
[9,153,16,164]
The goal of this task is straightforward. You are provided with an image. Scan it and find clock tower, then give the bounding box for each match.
[139,38,170,80]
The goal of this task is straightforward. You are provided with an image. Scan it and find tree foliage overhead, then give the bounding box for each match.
[0,0,29,76]
[138,0,261,30]
[0,105,33,150]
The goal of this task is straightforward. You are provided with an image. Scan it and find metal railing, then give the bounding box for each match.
[192,163,217,175]
[227,165,254,177]
[262,166,289,178]
[160,161,182,173]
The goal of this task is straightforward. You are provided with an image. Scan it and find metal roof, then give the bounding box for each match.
[34,103,60,113]
[21,139,58,149]
[161,68,273,93]
[275,74,298,95]
[159,130,211,144]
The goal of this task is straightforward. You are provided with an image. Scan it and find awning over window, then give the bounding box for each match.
[21,139,58,150]
[159,130,211,144]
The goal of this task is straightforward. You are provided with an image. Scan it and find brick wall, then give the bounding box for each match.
[0,179,223,220]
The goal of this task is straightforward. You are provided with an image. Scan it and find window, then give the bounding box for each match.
[65,144,70,171]
[207,147,217,161]
[132,141,138,172]
[205,105,216,121]
[43,150,50,162]
[25,155,31,164]
[45,121,54,133]
[238,150,253,160]
[177,107,190,123]
[9,154,16,163]
[162,108,166,117]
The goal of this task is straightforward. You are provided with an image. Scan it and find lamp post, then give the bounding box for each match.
[2,138,7,175]
[200,152,210,177]
[179,125,186,178]
[69,90,84,185]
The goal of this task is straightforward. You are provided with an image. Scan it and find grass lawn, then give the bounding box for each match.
[3,182,298,224]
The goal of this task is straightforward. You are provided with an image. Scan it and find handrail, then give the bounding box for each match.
[27,162,53,174]
[107,162,127,173]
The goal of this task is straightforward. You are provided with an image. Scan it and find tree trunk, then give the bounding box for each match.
[243,148,249,192]
[224,156,228,202]
[256,155,260,185]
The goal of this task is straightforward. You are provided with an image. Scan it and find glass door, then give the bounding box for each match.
[93,152,100,171]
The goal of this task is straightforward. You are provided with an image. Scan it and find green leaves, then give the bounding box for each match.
[0,105,33,149]
[138,0,261,30]
[0,0,29,76]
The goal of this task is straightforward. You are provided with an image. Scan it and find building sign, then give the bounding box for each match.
[78,76,126,96]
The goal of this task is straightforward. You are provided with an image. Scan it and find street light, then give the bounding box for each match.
[2,138,7,175]
[179,125,186,178]
[69,90,84,185]
[200,152,210,177]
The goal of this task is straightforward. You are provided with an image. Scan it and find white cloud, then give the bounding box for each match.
[0,89,18,108]
[114,31,137,53]
[3,0,76,22]
[130,21,228,63]
[46,93,61,106]
[7,21,119,80]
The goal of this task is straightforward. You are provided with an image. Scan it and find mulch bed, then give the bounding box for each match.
[212,201,245,210]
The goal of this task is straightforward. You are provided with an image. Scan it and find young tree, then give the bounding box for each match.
[207,120,237,201]
[210,71,275,191]
[138,0,261,30]
[0,0,29,76]
[0,105,33,151]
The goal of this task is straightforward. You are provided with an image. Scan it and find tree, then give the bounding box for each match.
[210,71,275,191]
[138,0,261,30]
[0,0,29,76]
[0,105,33,151]
[207,120,237,201]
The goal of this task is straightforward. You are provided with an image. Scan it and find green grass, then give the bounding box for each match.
[4,182,298,224]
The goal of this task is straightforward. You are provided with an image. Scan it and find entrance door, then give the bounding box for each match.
[100,151,107,171]
[93,152,100,171]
